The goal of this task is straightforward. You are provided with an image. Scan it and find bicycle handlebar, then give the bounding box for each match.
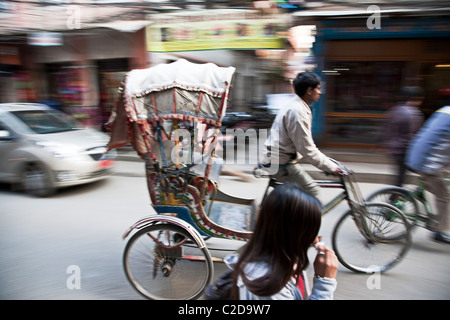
[328,158,353,176]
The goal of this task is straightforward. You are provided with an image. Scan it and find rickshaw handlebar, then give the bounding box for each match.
[328,158,353,176]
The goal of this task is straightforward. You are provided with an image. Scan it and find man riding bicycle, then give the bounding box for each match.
[406,106,450,244]
[261,72,344,199]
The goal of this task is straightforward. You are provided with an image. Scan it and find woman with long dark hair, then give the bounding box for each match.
[225,182,338,300]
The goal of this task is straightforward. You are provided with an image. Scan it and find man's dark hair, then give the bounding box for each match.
[293,72,321,97]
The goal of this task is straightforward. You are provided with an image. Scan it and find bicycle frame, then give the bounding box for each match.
[410,181,434,219]
[381,179,434,225]
[402,174,449,223]
[263,173,362,217]
[263,171,388,246]
[317,179,348,215]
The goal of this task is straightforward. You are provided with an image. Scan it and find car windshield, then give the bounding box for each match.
[12,110,81,134]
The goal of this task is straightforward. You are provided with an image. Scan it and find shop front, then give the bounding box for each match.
[312,17,450,149]
[0,44,37,103]
[30,27,146,128]
[96,58,129,126]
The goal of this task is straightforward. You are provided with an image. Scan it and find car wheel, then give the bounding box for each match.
[22,163,56,197]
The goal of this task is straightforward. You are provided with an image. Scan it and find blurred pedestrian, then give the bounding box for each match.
[406,106,450,244]
[382,86,424,186]
[224,183,338,300]
[262,72,343,198]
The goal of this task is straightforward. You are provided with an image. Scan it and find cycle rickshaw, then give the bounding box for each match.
[106,59,411,300]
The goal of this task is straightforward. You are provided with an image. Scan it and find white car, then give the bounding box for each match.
[0,103,116,196]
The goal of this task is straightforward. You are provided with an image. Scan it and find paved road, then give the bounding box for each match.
[0,160,449,300]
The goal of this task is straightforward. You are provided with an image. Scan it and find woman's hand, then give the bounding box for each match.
[313,242,338,279]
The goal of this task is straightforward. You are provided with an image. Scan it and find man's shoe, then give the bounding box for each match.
[433,232,450,244]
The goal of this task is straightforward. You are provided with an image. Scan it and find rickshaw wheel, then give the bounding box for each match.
[123,223,213,300]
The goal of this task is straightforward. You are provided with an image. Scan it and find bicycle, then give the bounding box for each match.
[255,161,412,274]
[365,177,440,232]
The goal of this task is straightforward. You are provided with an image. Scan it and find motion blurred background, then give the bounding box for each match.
[1,1,450,300]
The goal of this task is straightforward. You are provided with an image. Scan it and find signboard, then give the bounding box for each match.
[320,18,450,40]
[28,32,63,46]
[146,10,286,52]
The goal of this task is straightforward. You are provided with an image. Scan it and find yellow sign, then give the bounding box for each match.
[146,10,286,52]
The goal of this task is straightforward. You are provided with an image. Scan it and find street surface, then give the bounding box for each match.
[0,160,449,300]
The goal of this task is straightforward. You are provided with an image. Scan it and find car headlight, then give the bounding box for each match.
[34,140,83,160]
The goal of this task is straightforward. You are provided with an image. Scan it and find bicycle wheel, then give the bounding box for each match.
[332,202,411,273]
[366,186,421,228]
[123,223,213,300]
